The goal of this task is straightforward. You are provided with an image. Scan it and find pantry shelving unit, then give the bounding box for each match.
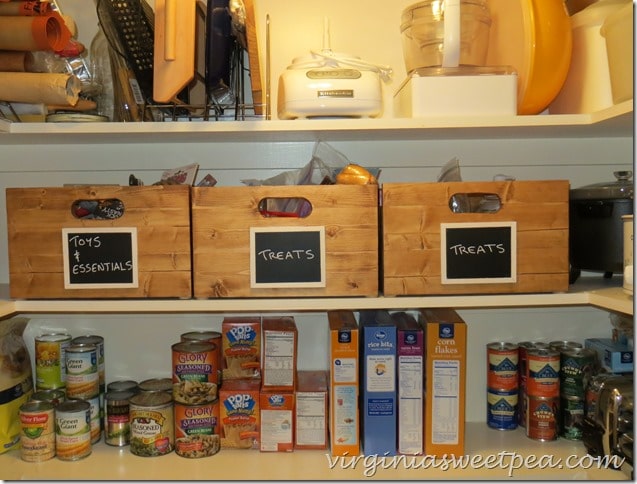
[0,99,633,480]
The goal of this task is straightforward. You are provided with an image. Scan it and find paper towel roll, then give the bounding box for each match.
[0,72,80,105]
[0,14,69,51]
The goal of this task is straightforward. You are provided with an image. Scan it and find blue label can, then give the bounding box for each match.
[487,388,518,430]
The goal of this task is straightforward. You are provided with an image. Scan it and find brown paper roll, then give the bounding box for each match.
[0,50,33,72]
[0,72,80,105]
[0,14,69,51]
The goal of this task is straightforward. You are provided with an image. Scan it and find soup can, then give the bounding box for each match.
[71,335,105,389]
[181,331,223,382]
[130,391,174,457]
[55,400,92,460]
[35,332,72,390]
[560,347,597,398]
[19,401,56,462]
[174,400,220,458]
[526,395,559,441]
[560,395,584,440]
[172,341,218,405]
[486,342,519,391]
[105,390,135,446]
[138,377,173,394]
[65,343,99,400]
[526,348,560,398]
[70,396,101,444]
[486,388,518,430]
[107,380,140,394]
[30,388,65,406]
[549,340,582,352]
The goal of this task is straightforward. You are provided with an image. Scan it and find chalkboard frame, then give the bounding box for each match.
[250,226,326,289]
[440,221,517,285]
[62,227,139,289]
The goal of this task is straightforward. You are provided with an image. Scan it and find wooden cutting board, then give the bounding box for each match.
[153,0,197,103]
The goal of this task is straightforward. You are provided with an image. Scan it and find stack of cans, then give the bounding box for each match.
[486,342,519,431]
[525,343,561,441]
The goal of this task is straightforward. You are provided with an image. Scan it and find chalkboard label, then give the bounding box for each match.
[440,221,517,284]
[62,227,139,289]
[250,226,326,288]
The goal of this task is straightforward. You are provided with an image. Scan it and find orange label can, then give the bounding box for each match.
[486,342,519,391]
[172,341,218,405]
[526,348,560,398]
[174,401,220,458]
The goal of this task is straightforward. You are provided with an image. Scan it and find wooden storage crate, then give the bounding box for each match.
[6,185,192,299]
[382,180,569,295]
[191,184,379,298]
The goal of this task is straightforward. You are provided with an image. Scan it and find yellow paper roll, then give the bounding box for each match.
[0,72,80,105]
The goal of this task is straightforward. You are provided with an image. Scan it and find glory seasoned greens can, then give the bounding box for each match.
[35,333,72,390]
[172,341,218,405]
[174,400,220,458]
[55,400,92,461]
[129,390,174,457]
[19,401,56,462]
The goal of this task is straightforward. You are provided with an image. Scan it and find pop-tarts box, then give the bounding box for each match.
[327,310,359,457]
[585,338,633,373]
[393,311,424,455]
[359,309,397,457]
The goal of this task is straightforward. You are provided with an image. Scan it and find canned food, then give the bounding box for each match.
[526,395,559,441]
[107,380,139,393]
[19,401,56,462]
[174,400,220,458]
[35,333,71,390]
[561,395,584,440]
[71,335,105,389]
[105,390,134,446]
[70,396,101,444]
[526,348,560,398]
[549,340,583,352]
[487,342,519,391]
[30,388,65,406]
[560,347,597,398]
[130,391,174,457]
[55,400,92,461]
[138,377,173,394]
[172,341,218,404]
[486,388,518,430]
[181,331,222,382]
[518,382,528,428]
[65,343,99,400]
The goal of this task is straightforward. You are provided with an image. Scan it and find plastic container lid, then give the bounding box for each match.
[570,171,634,200]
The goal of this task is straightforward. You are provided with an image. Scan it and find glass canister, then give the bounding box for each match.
[400,0,492,73]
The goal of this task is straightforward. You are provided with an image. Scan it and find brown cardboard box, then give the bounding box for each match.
[419,308,467,457]
[327,310,359,456]
[382,180,569,295]
[221,316,261,381]
[294,370,328,450]
[260,390,295,452]
[262,316,298,392]
[218,378,260,450]
[6,185,191,298]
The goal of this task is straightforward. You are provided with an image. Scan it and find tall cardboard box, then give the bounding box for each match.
[327,310,359,456]
[393,311,424,455]
[359,309,397,456]
[218,378,260,450]
[419,308,467,457]
[262,316,298,392]
[294,370,328,450]
[260,390,295,452]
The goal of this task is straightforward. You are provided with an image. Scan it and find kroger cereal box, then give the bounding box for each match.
[262,317,298,392]
[327,310,359,456]
[222,317,261,380]
[359,309,397,457]
[260,390,295,452]
[393,311,424,455]
[419,308,467,457]
[219,379,260,449]
[294,370,328,450]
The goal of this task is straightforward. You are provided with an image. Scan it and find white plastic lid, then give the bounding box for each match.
[570,0,630,29]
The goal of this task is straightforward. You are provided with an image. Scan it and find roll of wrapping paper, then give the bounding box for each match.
[0,50,33,72]
[0,1,50,16]
[0,72,80,105]
[0,13,70,52]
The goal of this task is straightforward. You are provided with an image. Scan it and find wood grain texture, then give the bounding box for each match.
[243,0,263,115]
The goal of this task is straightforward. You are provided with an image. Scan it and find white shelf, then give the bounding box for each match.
[0,423,629,480]
[0,100,632,143]
[0,278,632,319]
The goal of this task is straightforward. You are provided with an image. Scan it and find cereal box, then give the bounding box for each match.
[222,317,261,380]
[294,370,328,450]
[359,309,397,457]
[260,390,295,452]
[262,317,298,392]
[327,310,359,456]
[218,379,260,449]
[419,308,467,457]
